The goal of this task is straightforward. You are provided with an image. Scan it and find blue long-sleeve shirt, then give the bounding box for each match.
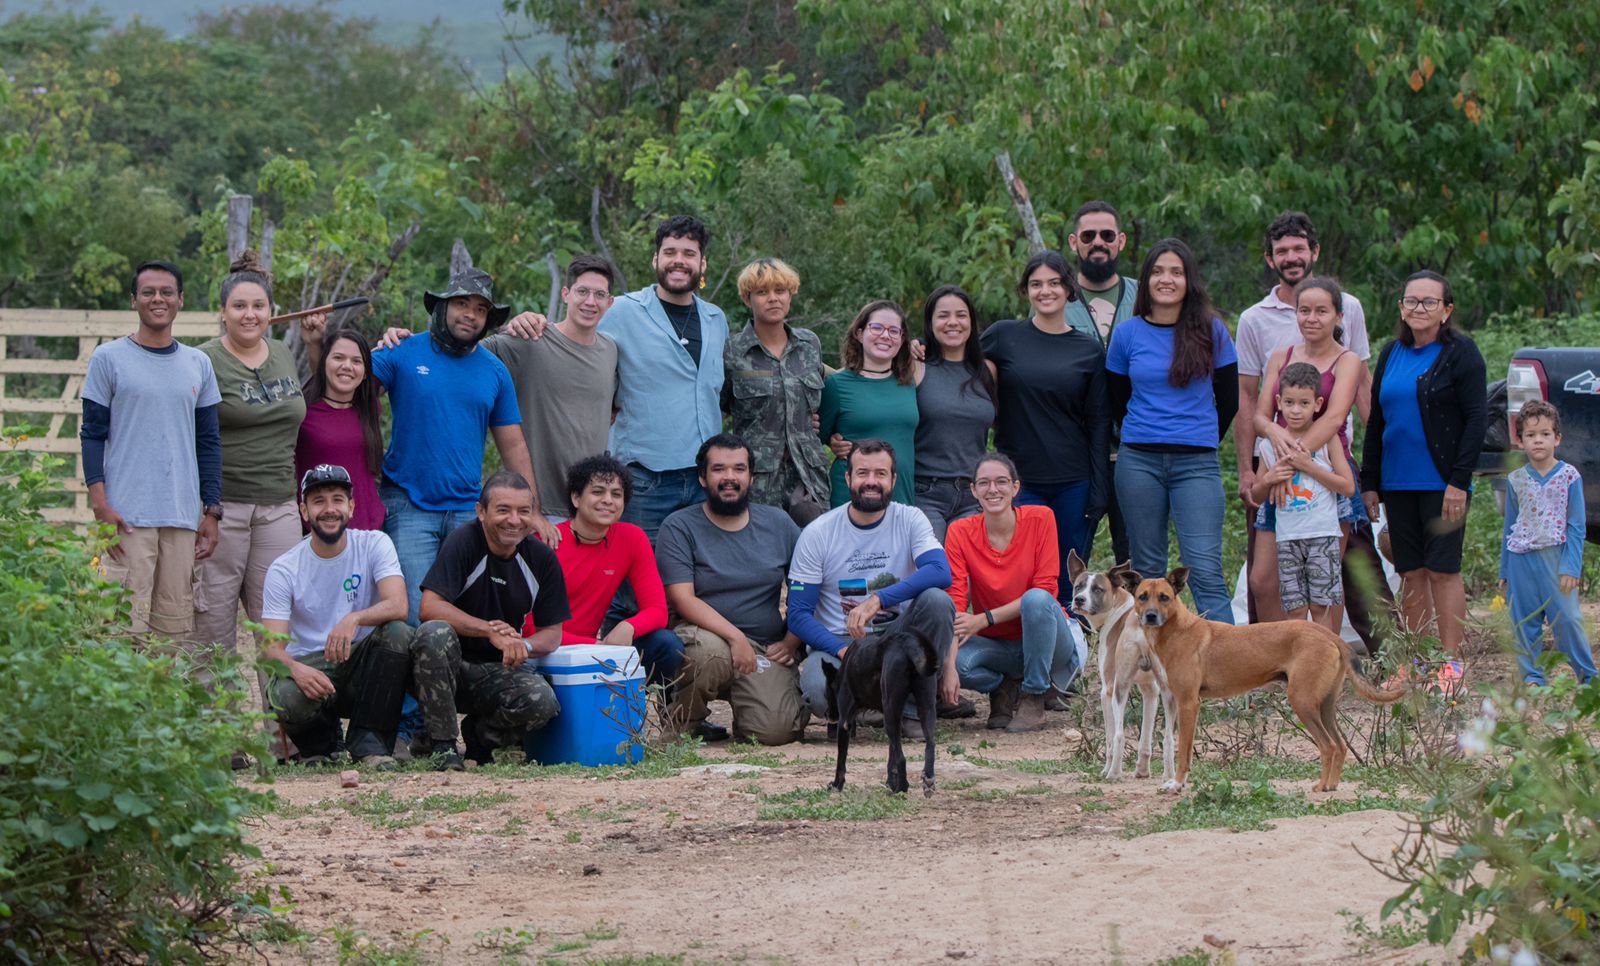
[1501,461,1585,580]
[788,548,951,656]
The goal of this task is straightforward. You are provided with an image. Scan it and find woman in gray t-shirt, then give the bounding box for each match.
[914,285,996,541]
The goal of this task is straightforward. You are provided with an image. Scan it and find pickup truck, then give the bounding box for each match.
[1501,349,1600,542]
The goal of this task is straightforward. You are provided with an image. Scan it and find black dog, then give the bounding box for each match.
[821,628,940,797]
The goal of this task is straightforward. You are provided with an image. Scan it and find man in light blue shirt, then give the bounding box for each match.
[598,215,729,542]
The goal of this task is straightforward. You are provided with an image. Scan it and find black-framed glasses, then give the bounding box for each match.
[1399,296,1445,311]
[1077,229,1119,244]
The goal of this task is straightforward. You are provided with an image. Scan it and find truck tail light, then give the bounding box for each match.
[1506,358,1548,447]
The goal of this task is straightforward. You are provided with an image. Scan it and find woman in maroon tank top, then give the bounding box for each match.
[1246,279,1366,621]
[295,327,386,530]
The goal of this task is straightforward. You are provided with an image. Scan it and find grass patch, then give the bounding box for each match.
[566,804,638,824]
[1125,778,1415,836]
[757,786,917,821]
[1151,948,1213,966]
[341,789,515,830]
[942,777,980,791]
[492,815,530,837]
[963,754,1101,778]
[724,743,787,769]
[1017,782,1053,795]
[474,738,706,781]
[1339,909,1429,954]
[963,788,1011,801]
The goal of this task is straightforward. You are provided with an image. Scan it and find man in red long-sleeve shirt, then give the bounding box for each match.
[554,454,685,688]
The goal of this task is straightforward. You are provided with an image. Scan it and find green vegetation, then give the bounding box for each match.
[339,789,515,830]
[1127,777,1414,836]
[0,444,270,960]
[756,786,917,821]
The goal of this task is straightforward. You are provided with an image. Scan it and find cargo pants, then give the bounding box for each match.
[670,623,809,745]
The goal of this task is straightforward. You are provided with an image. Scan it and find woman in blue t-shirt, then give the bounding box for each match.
[1105,238,1239,622]
[1360,271,1485,670]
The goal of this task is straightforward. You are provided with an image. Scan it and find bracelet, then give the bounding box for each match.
[984,609,995,627]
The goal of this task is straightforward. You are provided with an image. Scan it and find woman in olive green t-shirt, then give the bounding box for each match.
[190,251,307,662]
[819,300,919,507]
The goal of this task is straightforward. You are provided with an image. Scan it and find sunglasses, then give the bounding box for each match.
[1077,229,1119,244]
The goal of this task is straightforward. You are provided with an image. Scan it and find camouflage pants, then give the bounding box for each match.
[268,620,414,758]
[411,620,560,749]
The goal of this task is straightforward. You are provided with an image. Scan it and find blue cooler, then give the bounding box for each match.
[523,644,647,766]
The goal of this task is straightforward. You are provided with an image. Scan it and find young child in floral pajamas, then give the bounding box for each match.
[1499,400,1596,685]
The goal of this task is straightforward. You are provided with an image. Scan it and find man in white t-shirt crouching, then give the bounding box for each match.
[261,465,413,767]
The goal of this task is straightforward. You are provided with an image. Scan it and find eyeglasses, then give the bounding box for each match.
[972,477,1014,490]
[1399,296,1446,311]
[569,287,609,303]
[864,322,904,337]
[1078,229,1119,244]
[137,287,178,300]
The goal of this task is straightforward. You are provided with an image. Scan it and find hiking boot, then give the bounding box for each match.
[899,716,926,742]
[858,709,885,728]
[1006,692,1051,733]
[987,677,1022,730]
[460,715,494,766]
[298,753,336,767]
[690,720,730,742]
[937,696,976,719]
[392,734,414,763]
[430,741,465,772]
[1044,685,1071,712]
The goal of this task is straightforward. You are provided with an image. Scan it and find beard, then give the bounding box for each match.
[310,516,349,546]
[656,263,703,296]
[706,483,751,517]
[1078,248,1119,285]
[848,484,890,513]
[1273,260,1310,285]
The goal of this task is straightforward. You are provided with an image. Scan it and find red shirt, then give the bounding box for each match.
[553,520,669,644]
[294,400,384,531]
[945,504,1065,639]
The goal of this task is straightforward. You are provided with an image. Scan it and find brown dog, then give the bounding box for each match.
[1134,568,1405,793]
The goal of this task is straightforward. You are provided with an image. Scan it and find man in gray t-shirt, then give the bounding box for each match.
[80,260,223,636]
[656,433,807,745]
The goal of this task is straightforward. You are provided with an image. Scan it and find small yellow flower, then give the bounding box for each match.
[1490,594,1506,611]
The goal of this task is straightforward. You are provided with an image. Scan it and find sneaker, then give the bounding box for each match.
[230,752,253,771]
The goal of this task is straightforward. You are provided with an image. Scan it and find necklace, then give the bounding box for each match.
[861,366,893,374]
[323,394,354,409]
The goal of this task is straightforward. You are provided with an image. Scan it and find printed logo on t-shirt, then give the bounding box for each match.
[342,573,362,603]
[491,576,506,586]
[838,547,902,630]
[415,365,431,376]
[237,376,304,407]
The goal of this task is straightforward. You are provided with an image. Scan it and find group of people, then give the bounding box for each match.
[82,204,1594,771]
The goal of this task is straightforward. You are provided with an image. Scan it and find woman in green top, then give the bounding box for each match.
[819,300,919,507]
[191,251,309,661]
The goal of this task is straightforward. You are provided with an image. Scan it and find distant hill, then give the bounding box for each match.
[0,0,563,76]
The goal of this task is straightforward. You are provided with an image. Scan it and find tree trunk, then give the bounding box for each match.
[995,152,1045,256]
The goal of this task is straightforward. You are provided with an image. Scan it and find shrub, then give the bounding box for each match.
[1375,674,1600,962]
[0,443,269,963]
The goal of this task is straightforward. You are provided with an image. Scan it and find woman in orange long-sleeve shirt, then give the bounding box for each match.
[942,453,1088,733]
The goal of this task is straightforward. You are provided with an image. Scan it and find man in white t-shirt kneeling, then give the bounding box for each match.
[261,465,413,767]
[787,439,956,740]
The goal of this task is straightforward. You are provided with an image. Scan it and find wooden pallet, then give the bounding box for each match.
[0,309,219,523]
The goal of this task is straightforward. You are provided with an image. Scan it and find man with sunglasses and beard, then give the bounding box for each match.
[1064,200,1138,347]
[1065,200,1138,569]
[261,465,413,767]
[656,434,807,745]
[788,439,955,740]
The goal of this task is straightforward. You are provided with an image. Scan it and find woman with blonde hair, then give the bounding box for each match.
[722,257,832,525]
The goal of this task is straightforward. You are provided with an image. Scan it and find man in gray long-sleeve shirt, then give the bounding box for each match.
[81,259,223,636]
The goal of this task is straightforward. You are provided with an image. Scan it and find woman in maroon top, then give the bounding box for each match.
[295,326,386,530]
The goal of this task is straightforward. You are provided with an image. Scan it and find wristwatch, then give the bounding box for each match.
[203,504,225,521]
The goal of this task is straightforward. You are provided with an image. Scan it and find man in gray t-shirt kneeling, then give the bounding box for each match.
[656,434,807,745]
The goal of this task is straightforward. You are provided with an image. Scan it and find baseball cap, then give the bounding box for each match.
[299,464,354,500]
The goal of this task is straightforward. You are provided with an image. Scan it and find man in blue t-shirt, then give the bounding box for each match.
[309,269,551,625]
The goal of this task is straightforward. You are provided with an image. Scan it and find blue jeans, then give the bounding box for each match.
[622,464,706,544]
[956,589,1087,695]
[798,588,956,719]
[634,628,686,689]
[381,482,477,625]
[1114,447,1234,624]
[1015,478,1093,602]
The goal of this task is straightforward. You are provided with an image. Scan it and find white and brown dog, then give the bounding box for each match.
[1066,550,1174,782]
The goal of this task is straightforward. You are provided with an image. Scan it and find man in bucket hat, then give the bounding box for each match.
[307,268,555,631]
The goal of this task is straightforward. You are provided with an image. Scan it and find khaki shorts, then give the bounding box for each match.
[101,526,197,636]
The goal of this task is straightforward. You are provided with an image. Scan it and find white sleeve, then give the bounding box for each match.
[82,349,114,406]
[1235,312,1265,377]
[369,531,404,582]
[260,559,295,622]
[1343,294,1372,361]
[788,523,827,585]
